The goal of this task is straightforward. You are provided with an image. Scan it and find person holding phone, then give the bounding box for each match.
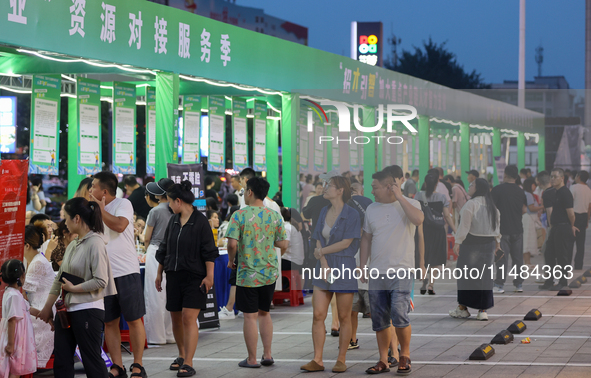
[155,181,219,377]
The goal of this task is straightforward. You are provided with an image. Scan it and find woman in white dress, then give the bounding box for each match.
[22,221,55,368]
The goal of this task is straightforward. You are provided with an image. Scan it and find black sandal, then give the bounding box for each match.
[108,364,127,378]
[177,364,196,377]
[129,363,147,378]
[170,357,185,371]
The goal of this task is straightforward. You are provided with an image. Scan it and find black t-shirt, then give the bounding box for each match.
[302,195,331,228]
[127,185,151,219]
[491,182,527,236]
[550,186,573,225]
[205,189,218,201]
[542,187,557,210]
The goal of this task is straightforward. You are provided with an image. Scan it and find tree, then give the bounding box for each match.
[385,37,490,89]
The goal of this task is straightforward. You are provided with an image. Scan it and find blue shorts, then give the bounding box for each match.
[368,275,412,331]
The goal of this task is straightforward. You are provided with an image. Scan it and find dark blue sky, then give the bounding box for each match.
[242,0,585,90]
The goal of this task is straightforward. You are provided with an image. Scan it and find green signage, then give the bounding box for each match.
[182,95,201,164]
[232,98,248,171]
[313,112,325,173]
[253,101,267,172]
[77,77,101,175]
[112,82,136,174]
[208,96,225,173]
[146,86,156,174]
[299,104,309,174]
[330,113,340,172]
[30,75,61,175]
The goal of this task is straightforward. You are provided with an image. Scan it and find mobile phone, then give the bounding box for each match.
[200,284,207,294]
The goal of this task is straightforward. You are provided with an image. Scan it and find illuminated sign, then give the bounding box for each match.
[0,96,16,153]
[351,21,383,67]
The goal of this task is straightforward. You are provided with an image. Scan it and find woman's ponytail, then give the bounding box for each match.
[64,197,104,234]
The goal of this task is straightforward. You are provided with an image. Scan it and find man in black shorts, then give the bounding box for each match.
[90,172,147,378]
[226,177,288,368]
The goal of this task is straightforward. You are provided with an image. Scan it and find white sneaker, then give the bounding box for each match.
[449,306,470,319]
[218,306,235,320]
[476,311,489,321]
[493,286,505,294]
[236,311,244,318]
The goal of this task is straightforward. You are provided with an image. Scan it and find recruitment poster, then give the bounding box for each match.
[29,75,61,175]
[232,98,248,171]
[299,106,309,173]
[112,82,136,174]
[146,87,156,175]
[208,96,226,173]
[182,95,201,164]
[314,113,325,172]
[77,77,101,175]
[253,101,267,172]
[330,114,340,172]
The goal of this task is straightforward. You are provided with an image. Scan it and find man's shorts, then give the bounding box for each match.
[352,289,370,314]
[229,268,237,286]
[165,270,208,312]
[105,273,146,323]
[236,283,275,313]
[368,275,412,331]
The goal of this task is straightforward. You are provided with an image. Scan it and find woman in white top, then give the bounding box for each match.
[449,178,501,321]
[22,221,55,368]
[522,178,544,266]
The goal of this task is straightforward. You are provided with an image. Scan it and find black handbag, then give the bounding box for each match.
[420,200,445,227]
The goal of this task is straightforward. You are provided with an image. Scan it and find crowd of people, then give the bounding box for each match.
[2,163,591,377]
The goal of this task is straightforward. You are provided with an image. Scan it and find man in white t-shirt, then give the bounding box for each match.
[570,171,591,270]
[90,172,147,378]
[360,166,424,375]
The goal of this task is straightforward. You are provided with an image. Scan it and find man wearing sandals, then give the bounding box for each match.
[226,177,288,368]
[360,166,424,375]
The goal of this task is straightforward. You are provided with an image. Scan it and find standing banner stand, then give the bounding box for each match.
[207,96,226,173]
[253,101,267,172]
[167,163,219,329]
[233,98,248,171]
[146,87,156,175]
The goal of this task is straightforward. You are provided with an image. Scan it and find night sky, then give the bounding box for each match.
[242,0,585,90]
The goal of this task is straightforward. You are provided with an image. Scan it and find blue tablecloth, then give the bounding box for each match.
[214,253,232,311]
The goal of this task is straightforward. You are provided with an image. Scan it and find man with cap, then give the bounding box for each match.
[144,178,175,345]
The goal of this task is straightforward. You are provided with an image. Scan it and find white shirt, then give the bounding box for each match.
[363,197,421,274]
[436,181,451,207]
[283,222,305,266]
[455,197,501,245]
[104,198,140,278]
[570,183,591,214]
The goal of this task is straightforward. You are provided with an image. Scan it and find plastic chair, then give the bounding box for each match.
[273,270,304,306]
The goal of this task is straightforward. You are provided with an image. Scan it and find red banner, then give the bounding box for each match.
[0,160,28,261]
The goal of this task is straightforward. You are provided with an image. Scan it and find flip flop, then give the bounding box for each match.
[238,358,261,368]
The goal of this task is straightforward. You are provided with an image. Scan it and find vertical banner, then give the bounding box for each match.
[253,101,267,172]
[350,130,359,173]
[182,95,201,164]
[314,112,325,172]
[146,87,156,174]
[299,105,309,174]
[112,82,136,174]
[208,96,225,173]
[330,114,340,172]
[166,163,218,328]
[30,75,61,175]
[77,78,101,175]
[232,98,248,170]
[0,160,28,262]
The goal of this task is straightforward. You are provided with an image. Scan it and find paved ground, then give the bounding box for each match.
[36,232,591,378]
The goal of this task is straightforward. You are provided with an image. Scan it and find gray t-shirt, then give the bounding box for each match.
[414,191,450,208]
[525,191,536,214]
[146,202,173,246]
